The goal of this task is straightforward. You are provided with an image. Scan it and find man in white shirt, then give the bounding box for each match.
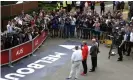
[71,16,76,38]
[76,1,80,9]
[66,46,82,80]
[130,29,133,42]
[127,29,133,56]
[7,21,13,33]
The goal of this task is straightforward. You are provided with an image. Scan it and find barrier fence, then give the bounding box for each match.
[1,29,48,66]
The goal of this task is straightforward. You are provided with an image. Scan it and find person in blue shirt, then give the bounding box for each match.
[65,14,71,38]
[52,16,59,37]
[70,16,76,38]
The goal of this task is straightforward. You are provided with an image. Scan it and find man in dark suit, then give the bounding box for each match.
[89,39,98,72]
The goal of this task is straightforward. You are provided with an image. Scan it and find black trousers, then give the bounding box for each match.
[118,47,123,60]
[113,5,115,11]
[127,42,133,56]
[82,59,87,74]
[101,8,105,15]
[91,57,97,71]
[67,4,71,12]
[83,28,88,39]
[80,6,84,13]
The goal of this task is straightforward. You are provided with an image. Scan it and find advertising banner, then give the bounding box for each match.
[33,31,46,50]
[1,50,9,65]
[11,41,32,62]
[1,30,47,65]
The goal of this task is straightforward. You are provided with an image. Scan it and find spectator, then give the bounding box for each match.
[7,21,13,33]
[59,17,65,38]
[90,1,95,13]
[12,33,19,47]
[65,15,71,38]
[93,20,100,40]
[100,1,105,15]
[113,1,116,11]
[120,1,125,12]
[70,16,76,38]
[76,1,80,10]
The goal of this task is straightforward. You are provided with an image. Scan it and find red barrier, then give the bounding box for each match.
[11,41,32,62]
[1,50,9,65]
[0,30,47,66]
[33,31,46,50]
[33,35,42,50]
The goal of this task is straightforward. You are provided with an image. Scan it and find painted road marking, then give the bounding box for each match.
[59,45,91,51]
[1,52,67,80]
[105,4,113,7]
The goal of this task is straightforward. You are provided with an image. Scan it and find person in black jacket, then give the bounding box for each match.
[83,18,88,39]
[100,1,105,15]
[120,1,125,12]
[117,29,125,61]
[90,1,95,13]
[113,1,116,11]
[80,1,85,13]
[116,1,121,11]
[128,1,133,20]
[90,39,98,72]
[87,19,94,39]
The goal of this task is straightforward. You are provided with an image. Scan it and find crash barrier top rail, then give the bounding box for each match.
[1,29,47,66]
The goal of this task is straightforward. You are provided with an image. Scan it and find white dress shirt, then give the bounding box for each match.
[124,34,127,41]
[71,50,82,62]
[71,18,76,25]
[130,32,133,42]
[76,1,80,7]
[7,24,13,33]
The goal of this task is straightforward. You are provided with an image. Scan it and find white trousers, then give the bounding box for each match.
[69,61,81,79]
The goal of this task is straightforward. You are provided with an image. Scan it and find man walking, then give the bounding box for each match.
[81,41,89,75]
[90,39,98,72]
[66,46,82,80]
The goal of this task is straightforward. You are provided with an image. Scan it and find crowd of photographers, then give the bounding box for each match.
[1,1,133,61]
[1,9,46,50]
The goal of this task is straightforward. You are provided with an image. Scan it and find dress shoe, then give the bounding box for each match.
[89,70,95,72]
[66,78,71,80]
[117,59,123,61]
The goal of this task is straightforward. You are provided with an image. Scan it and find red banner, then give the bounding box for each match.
[11,41,32,62]
[41,31,47,42]
[33,31,46,50]
[1,50,9,65]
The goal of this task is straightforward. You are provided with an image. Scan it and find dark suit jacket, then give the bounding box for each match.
[90,44,98,57]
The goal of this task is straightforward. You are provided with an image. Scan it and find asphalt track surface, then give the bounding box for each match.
[1,4,133,80]
[1,38,133,80]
